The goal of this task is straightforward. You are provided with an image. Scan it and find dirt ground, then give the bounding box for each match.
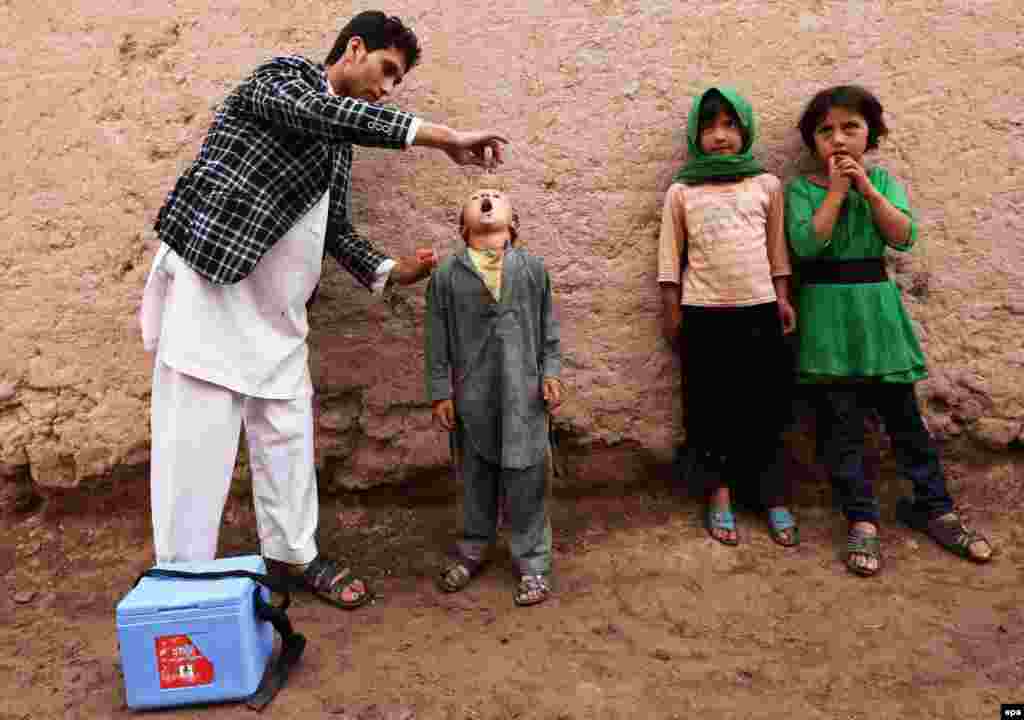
[1,469,1022,720]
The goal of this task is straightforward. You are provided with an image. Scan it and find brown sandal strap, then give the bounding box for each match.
[437,554,483,592]
[439,562,471,588]
[846,530,882,576]
[515,575,551,606]
[304,557,348,592]
[927,515,992,560]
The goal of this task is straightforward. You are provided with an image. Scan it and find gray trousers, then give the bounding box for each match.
[455,437,553,576]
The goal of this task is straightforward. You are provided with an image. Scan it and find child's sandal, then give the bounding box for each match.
[436,555,483,593]
[924,514,993,563]
[846,527,882,577]
[514,574,551,607]
[895,497,993,563]
[706,506,739,546]
[767,507,800,547]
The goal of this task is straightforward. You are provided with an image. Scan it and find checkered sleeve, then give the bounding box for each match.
[235,56,416,149]
[325,218,391,291]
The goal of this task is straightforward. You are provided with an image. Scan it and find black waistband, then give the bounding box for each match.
[800,259,887,285]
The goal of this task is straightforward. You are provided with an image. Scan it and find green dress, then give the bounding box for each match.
[785,167,927,384]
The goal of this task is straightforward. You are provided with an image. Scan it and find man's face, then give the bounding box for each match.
[329,37,408,102]
[461,189,515,238]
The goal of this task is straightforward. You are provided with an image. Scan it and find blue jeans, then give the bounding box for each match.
[817,384,954,524]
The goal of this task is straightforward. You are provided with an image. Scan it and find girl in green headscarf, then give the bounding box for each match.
[657,87,798,548]
[673,86,765,185]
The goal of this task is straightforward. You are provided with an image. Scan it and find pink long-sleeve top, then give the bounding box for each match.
[657,174,791,307]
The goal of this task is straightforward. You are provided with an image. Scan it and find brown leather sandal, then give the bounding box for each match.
[514,574,551,606]
[896,498,993,563]
[846,527,882,577]
[436,555,484,593]
[295,555,373,609]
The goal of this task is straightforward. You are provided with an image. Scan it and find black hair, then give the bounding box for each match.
[324,11,421,71]
[797,85,888,151]
[698,90,749,147]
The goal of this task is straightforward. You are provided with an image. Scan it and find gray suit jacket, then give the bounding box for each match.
[425,247,561,469]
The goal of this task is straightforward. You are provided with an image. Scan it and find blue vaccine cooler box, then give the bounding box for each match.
[116,555,275,710]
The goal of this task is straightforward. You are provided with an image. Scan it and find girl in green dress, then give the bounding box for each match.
[786,85,993,576]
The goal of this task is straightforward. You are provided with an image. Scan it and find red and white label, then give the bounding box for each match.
[155,634,214,689]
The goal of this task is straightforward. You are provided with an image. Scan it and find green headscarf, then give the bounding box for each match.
[672,86,764,185]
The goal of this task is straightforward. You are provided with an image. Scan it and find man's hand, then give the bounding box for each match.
[778,300,797,335]
[413,123,509,170]
[391,248,437,286]
[542,378,563,411]
[432,399,455,431]
[443,130,509,169]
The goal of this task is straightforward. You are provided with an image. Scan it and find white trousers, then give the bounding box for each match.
[150,361,319,565]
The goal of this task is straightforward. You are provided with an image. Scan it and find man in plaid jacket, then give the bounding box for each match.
[140,11,507,610]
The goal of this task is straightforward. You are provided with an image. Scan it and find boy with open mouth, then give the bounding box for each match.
[425,188,563,606]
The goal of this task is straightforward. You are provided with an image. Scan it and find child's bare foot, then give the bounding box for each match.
[846,521,881,576]
[706,486,738,545]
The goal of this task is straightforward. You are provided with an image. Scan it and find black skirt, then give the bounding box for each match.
[679,302,792,503]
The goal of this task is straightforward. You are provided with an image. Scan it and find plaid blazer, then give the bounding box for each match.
[154,55,417,288]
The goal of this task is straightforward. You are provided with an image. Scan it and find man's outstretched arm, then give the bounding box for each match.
[412,122,508,169]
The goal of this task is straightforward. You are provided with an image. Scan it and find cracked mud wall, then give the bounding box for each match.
[1,1,1022,501]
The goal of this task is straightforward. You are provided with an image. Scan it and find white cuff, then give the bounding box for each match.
[371,258,396,295]
[405,118,421,148]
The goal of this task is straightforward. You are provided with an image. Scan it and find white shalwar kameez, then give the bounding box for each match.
[141,188,393,564]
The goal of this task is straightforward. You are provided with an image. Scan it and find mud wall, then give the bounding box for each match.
[1,0,1021,501]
